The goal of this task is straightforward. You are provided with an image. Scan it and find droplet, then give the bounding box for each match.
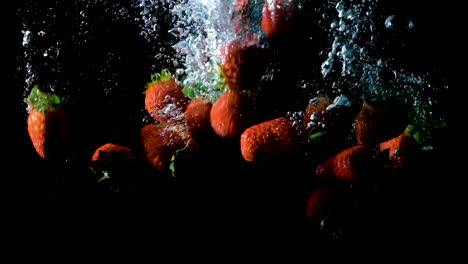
[43,47,59,59]
[385,15,414,30]
[22,30,32,47]
[385,15,396,29]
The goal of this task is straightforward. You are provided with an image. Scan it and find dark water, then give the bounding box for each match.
[5,0,447,250]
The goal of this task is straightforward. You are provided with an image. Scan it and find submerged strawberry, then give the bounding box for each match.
[261,0,301,40]
[306,186,335,225]
[380,132,420,168]
[231,0,252,35]
[316,145,376,181]
[210,92,249,138]
[25,85,70,160]
[90,143,135,183]
[145,69,188,125]
[141,124,186,170]
[220,37,269,94]
[303,96,331,131]
[184,98,214,145]
[355,98,408,146]
[240,117,299,167]
[92,143,134,162]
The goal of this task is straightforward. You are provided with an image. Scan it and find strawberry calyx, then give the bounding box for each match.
[145,69,173,90]
[24,85,68,113]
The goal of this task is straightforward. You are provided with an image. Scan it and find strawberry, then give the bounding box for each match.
[90,143,135,183]
[303,96,331,131]
[306,186,335,225]
[261,0,300,40]
[316,145,376,181]
[141,124,186,170]
[145,69,188,125]
[220,37,269,94]
[231,0,252,35]
[380,133,420,168]
[184,98,214,144]
[25,85,69,160]
[210,92,249,138]
[355,98,408,146]
[240,117,298,167]
[92,143,134,162]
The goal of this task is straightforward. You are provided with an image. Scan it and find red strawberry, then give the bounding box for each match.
[380,133,420,168]
[210,92,249,138]
[231,0,252,35]
[306,186,335,225]
[261,0,300,40]
[355,99,408,146]
[220,37,269,94]
[316,145,376,181]
[145,69,188,125]
[240,117,298,167]
[303,96,331,131]
[141,124,186,170]
[184,98,214,144]
[92,143,134,162]
[91,143,135,183]
[25,86,70,160]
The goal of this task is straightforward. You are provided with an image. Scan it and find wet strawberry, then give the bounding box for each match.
[231,0,252,35]
[145,69,188,125]
[303,96,331,131]
[25,85,70,160]
[240,117,298,167]
[90,143,135,183]
[306,186,335,225]
[261,0,300,40]
[184,98,214,144]
[220,37,269,93]
[355,98,408,146]
[316,145,376,181]
[141,124,186,170]
[210,92,249,138]
[92,143,134,162]
[380,133,420,168]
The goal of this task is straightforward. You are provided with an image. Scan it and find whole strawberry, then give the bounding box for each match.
[306,186,335,225]
[25,85,69,160]
[141,124,186,170]
[91,143,135,183]
[184,98,214,145]
[380,133,420,168]
[210,92,249,138]
[92,143,134,162]
[231,0,252,35]
[316,145,376,181]
[220,37,269,94]
[303,96,331,131]
[240,117,298,167]
[145,69,188,125]
[355,98,408,146]
[261,0,301,40]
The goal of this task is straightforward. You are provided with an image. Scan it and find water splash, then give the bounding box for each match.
[170,0,236,96]
[318,0,446,147]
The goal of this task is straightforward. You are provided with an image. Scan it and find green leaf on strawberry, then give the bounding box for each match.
[145,69,173,90]
[24,85,68,113]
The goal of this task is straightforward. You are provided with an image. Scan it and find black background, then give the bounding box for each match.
[4,0,448,252]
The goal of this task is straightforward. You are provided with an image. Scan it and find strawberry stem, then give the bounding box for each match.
[146,69,173,89]
[24,85,68,113]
